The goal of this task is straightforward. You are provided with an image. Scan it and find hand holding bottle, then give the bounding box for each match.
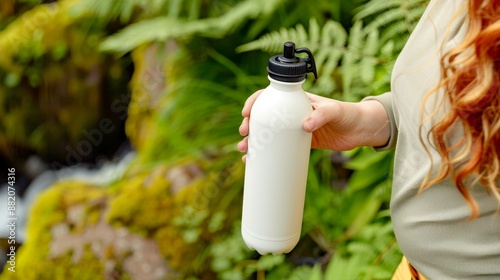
[239,91,391,159]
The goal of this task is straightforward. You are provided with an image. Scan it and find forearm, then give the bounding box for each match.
[351,100,391,147]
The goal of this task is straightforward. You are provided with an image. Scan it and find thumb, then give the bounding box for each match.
[303,102,340,132]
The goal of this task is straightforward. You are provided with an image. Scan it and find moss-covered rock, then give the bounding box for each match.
[2,155,246,279]
[3,180,108,280]
[2,171,176,279]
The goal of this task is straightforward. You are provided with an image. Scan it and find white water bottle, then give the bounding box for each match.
[241,42,318,255]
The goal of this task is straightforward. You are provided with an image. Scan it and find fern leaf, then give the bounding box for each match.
[364,8,410,32]
[363,0,427,33]
[309,18,320,49]
[324,251,364,280]
[363,29,379,56]
[353,0,406,21]
[237,18,347,95]
[236,0,426,99]
[100,0,282,53]
[379,6,426,42]
[99,17,179,53]
[236,18,347,54]
[236,23,305,54]
[321,19,347,50]
[406,4,429,24]
[379,21,412,43]
[358,30,379,83]
[355,0,428,22]
[75,0,163,22]
[342,21,363,96]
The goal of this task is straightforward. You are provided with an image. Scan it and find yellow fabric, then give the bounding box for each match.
[392,256,428,280]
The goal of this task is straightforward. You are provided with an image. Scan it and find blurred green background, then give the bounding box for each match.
[0,0,428,279]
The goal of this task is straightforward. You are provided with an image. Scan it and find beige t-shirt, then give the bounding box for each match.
[367,0,500,278]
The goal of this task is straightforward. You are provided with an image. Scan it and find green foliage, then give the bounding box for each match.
[237,18,348,95]
[74,0,165,23]
[0,0,132,163]
[236,18,347,54]
[0,0,430,279]
[236,0,428,99]
[96,0,284,53]
[210,226,288,280]
[322,215,402,280]
[355,0,428,50]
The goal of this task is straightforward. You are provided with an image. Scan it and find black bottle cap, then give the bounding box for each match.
[267,42,318,82]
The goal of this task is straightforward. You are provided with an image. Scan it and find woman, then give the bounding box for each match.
[238,0,500,278]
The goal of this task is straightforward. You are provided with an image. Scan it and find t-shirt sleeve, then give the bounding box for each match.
[362,92,398,151]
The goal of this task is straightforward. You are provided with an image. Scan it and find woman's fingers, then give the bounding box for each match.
[239,90,264,164]
[242,89,264,117]
[238,137,249,163]
[237,136,249,152]
[303,101,340,133]
[239,117,249,136]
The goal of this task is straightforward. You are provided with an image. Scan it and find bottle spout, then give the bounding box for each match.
[283,42,295,59]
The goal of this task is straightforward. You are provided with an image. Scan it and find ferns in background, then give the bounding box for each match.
[237,18,348,96]
[77,0,285,53]
[237,0,428,100]
[356,0,428,49]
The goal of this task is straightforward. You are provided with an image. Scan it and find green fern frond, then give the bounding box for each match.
[99,17,177,53]
[236,23,309,54]
[364,8,411,32]
[406,4,429,21]
[341,21,363,96]
[354,0,409,21]
[237,18,348,95]
[378,21,412,43]
[363,29,380,56]
[99,0,282,53]
[355,0,428,54]
[231,0,426,98]
[236,18,347,55]
[360,0,428,34]
[76,0,210,23]
[74,0,165,22]
[355,0,428,22]
[358,30,379,83]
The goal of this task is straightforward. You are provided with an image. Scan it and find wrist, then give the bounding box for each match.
[356,100,391,147]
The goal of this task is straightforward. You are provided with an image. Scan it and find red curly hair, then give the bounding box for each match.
[420,0,500,219]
